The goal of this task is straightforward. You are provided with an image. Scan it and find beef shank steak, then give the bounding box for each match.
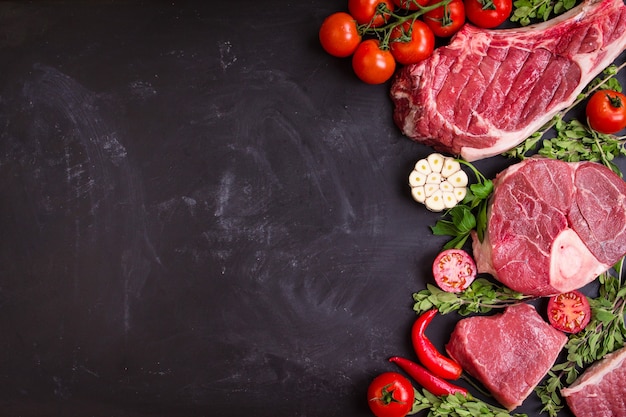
[561,345,626,417]
[446,303,567,410]
[391,0,626,161]
[472,158,626,296]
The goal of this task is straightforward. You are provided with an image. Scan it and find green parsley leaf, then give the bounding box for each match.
[411,389,528,417]
[510,0,576,26]
[450,205,477,234]
[430,160,493,250]
[413,278,533,316]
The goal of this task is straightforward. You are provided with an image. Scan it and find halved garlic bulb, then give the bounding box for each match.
[408,153,468,212]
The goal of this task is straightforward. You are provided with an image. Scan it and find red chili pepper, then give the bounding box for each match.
[412,309,463,380]
[389,356,468,397]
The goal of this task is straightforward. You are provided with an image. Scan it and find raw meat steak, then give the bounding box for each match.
[446,303,567,410]
[561,346,626,417]
[472,158,626,296]
[390,0,626,162]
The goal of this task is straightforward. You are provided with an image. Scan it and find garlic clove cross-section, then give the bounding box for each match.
[408,153,468,212]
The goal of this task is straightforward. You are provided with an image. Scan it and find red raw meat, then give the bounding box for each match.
[390,0,626,161]
[445,303,568,411]
[472,158,626,296]
[561,346,626,417]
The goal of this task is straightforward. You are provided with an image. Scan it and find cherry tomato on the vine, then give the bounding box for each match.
[586,89,626,134]
[367,372,414,417]
[390,20,435,65]
[348,0,395,27]
[392,0,429,10]
[424,0,465,37]
[319,12,362,58]
[547,290,591,334]
[464,0,512,28]
[352,39,396,84]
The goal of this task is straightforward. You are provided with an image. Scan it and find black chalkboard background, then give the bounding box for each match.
[0,1,625,416]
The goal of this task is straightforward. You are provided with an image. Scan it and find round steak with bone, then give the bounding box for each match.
[472,158,626,296]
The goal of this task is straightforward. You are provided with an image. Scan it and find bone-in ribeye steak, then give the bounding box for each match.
[561,346,626,417]
[390,0,626,161]
[446,303,568,411]
[472,158,626,296]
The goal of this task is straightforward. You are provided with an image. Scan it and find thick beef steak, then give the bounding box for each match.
[561,346,626,417]
[446,303,567,410]
[391,0,626,161]
[472,158,626,296]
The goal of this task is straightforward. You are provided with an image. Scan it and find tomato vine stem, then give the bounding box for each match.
[358,0,452,48]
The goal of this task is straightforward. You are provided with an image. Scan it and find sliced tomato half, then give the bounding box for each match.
[547,290,591,334]
[432,248,477,293]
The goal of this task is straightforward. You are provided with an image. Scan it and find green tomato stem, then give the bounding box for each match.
[358,0,452,48]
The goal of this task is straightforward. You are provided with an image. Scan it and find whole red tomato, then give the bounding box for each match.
[586,89,626,134]
[424,0,465,37]
[367,372,414,417]
[392,0,429,10]
[348,0,395,27]
[390,20,435,65]
[464,0,512,28]
[319,12,362,57]
[352,39,396,84]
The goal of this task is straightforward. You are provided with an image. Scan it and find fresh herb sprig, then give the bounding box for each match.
[503,63,626,171]
[411,389,528,417]
[535,263,626,416]
[413,278,533,316]
[430,160,493,250]
[510,0,576,26]
[537,118,626,175]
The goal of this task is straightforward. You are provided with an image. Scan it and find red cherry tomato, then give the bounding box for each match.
[392,0,429,10]
[464,0,512,28]
[424,0,465,37]
[348,0,395,27]
[432,249,477,293]
[586,89,626,134]
[352,39,396,84]
[389,20,435,65]
[547,290,591,334]
[319,12,362,58]
[367,372,415,417]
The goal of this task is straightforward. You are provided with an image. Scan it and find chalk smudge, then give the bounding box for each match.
[21,64,158,334]
[218,40,237,71]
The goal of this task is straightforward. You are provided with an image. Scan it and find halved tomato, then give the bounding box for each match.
[547,290,591,334]
[432,248,477,292]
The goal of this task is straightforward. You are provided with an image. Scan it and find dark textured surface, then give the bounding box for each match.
[0,1,624,416]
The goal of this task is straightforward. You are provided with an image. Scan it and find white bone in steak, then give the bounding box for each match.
[472,158,626,296]
[445,303,567,411]
[390,0,626,162]
[561,346,626,417]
